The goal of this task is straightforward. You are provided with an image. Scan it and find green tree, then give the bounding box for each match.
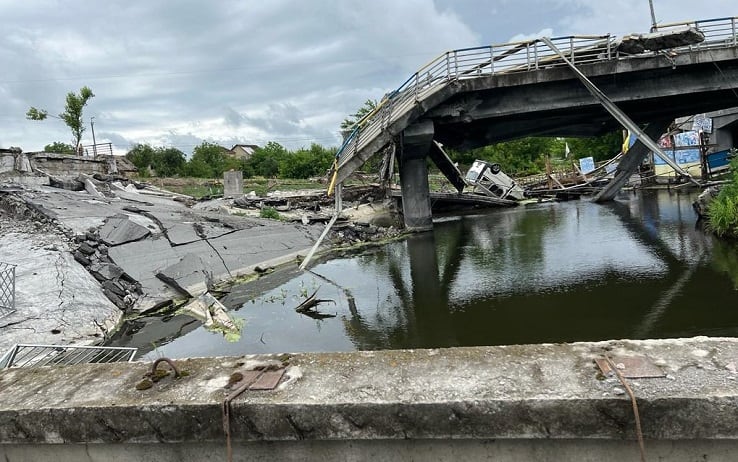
[153,147,186,177]
[565,131,623,162]
[245,141,288,177]
[125,144,156,176]
[43,142,76,155]
[183,157,214,178]
[27,86,95,148]
[184,142,227,178]
[279,143,336,179]
[341,99,378,131]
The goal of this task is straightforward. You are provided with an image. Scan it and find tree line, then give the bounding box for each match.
[118,132,619,180]
[124,141,337,179]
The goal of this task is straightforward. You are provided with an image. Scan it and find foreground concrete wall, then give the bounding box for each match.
[1,338,738,461]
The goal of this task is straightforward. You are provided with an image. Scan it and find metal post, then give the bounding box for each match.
[540,36,698,185]
[90,117,98,157]
[489,46,495,74]
[649,0,658,32]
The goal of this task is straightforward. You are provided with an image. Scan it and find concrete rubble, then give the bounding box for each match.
[1,159,405,354]
[0,172,332,352]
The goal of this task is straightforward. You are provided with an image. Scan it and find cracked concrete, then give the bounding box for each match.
[1,180,323,354]
[0,228,120,352]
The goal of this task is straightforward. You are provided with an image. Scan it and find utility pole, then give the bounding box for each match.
[90,117,98,157]
[648,0,658,32]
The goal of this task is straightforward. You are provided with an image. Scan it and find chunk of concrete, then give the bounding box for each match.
[156,253,210,297]
[88,263,126,281]
[223,170,243,198]
[99,214,151,246]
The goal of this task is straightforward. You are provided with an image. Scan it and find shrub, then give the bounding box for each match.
[260,206,280,220]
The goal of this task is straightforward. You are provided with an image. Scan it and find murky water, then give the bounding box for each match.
[111,190,738,359]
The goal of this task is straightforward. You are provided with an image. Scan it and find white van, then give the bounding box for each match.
[465,160,526,201]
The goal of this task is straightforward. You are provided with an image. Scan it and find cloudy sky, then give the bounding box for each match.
[1,0,735,156]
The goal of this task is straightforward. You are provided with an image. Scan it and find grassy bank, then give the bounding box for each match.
[708,157,738,238]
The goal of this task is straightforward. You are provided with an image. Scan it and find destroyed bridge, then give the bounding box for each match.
[332,16,738,231]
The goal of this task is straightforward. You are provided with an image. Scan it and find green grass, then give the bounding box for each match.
[259,206,281,220]
[707,157,738,238]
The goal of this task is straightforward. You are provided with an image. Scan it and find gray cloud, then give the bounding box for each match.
[1,0,736,155]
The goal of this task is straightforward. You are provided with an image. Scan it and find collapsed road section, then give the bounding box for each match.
[0,174,327,352]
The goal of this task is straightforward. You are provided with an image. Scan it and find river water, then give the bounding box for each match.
[112,189,738,359]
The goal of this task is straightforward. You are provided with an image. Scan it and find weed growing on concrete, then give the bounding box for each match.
[260,206,281,220]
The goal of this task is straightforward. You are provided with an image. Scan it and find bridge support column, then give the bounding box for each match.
[399,120,435,232]
[594,119,670,202]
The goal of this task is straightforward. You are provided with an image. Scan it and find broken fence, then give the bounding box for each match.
[0,344,137,369]
[0,262,16,319]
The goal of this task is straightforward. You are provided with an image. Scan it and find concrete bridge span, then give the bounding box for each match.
[332,17,738,230]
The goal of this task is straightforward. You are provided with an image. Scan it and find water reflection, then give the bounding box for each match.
[118,190,738,359]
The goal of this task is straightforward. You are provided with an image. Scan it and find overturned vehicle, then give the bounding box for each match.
[465,160,526,201]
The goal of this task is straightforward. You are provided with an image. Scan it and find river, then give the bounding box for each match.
[110,189,738,359]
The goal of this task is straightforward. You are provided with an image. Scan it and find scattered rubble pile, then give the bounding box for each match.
[72,228,143,312]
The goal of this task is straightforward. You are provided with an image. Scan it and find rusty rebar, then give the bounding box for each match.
[151,357,181,378]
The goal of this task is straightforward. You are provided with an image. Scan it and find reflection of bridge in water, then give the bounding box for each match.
[331,17,738,231]
[341,191,737,350]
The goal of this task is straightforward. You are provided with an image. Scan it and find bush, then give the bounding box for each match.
[707,157,738,238]
[260,206,280,220]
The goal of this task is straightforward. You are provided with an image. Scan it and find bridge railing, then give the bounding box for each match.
[336,16,738,177]
[662,16,737,48]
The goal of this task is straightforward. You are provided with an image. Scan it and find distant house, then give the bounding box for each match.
[228,144,260,160]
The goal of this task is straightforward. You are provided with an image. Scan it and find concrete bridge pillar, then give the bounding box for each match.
[399,120,435,232]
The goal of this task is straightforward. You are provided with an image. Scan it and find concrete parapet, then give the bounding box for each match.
[1,337,738,461]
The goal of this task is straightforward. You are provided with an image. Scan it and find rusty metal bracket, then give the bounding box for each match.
[151,357,181,378]
[222,367,286,462]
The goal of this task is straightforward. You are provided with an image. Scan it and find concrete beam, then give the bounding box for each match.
[399,120,435,231]
[594,120,671,202]
[1,338,738,461]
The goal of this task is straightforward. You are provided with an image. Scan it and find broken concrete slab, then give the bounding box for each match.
[88,262,126,282]
[99,213,151,246]
[165,222,203,246]
[156,253,210,297]
[0,231,121,353]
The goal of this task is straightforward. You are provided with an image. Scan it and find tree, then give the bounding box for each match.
[564,131,622,162]
[27,86,95,148]
[152,147,186,177]
[279,143,336,179]
[340,99,378,131]
[126,144,156,176]
[185,142,227,178]
[44,142,76,155]
[245,141,288,177]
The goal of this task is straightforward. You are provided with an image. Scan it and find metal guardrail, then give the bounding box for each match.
[0,262,16,319]
[81,142,113,158]
[0,344,137,369]
[335,16,738,179]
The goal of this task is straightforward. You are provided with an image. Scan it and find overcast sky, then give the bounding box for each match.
[1,0,735,156]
